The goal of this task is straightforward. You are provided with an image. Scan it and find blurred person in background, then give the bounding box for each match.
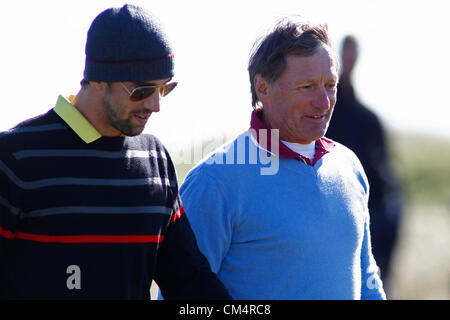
[173,18,386,300]
[326,35,404,291]
[0,4,231,300]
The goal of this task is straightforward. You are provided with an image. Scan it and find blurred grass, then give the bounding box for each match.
[163,131,450,300]
[387,131,450,299]
[389,131,450,206]
[175,163,196,185]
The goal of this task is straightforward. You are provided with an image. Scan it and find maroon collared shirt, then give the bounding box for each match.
[249,109,335,166]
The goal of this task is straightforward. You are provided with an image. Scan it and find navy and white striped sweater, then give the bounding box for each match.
[0,97,230,300]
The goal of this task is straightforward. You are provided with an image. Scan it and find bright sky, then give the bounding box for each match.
[1,0,448,155]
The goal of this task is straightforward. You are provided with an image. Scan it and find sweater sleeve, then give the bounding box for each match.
[360,206,387,300]
[345,143,386,300]
[0,138,21,294]
[153,158,232,300]
[154,202,232,300]
[179,168,234,275]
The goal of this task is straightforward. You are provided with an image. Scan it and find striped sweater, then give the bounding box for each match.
[0,95,230,300]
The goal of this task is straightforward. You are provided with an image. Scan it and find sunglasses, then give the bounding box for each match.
[119,81,178,102]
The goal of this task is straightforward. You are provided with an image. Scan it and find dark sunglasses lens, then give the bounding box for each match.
[161,82,177,97]
[130,87,156,101]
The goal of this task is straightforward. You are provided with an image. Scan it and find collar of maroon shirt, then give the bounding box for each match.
[249,109,335,166]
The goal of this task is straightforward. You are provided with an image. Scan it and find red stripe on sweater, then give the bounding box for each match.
[170,206,185,223]
[0,226,15,239]
[0,226,163,243]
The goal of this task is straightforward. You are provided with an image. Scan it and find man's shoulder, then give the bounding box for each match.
[324,138,366,168]
[325,137,369,184]
[0,110,63,147]
[325,137,356,157]
[2,110,58,133]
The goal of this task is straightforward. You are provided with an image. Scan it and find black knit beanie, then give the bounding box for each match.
[83,4,174,82]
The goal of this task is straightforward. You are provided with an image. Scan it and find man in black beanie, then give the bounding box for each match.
[0,4,231,300]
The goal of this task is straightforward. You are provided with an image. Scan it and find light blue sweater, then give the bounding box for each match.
[180,131,385,300]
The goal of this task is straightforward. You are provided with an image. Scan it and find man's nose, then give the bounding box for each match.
[312,86,331,110]
[143,91,161,112]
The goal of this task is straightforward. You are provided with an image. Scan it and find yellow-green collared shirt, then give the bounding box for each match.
[53,95,102,144]
[53,95,126,143]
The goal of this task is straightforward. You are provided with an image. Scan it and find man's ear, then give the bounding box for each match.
[254,74,270,104]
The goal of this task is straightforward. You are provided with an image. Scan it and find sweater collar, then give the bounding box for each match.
[249,109,334,165]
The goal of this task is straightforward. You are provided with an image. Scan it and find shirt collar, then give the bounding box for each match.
[53,95,102,144]
[249,108,334,165]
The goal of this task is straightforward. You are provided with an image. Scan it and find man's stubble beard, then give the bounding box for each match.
[102,94,144,137]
